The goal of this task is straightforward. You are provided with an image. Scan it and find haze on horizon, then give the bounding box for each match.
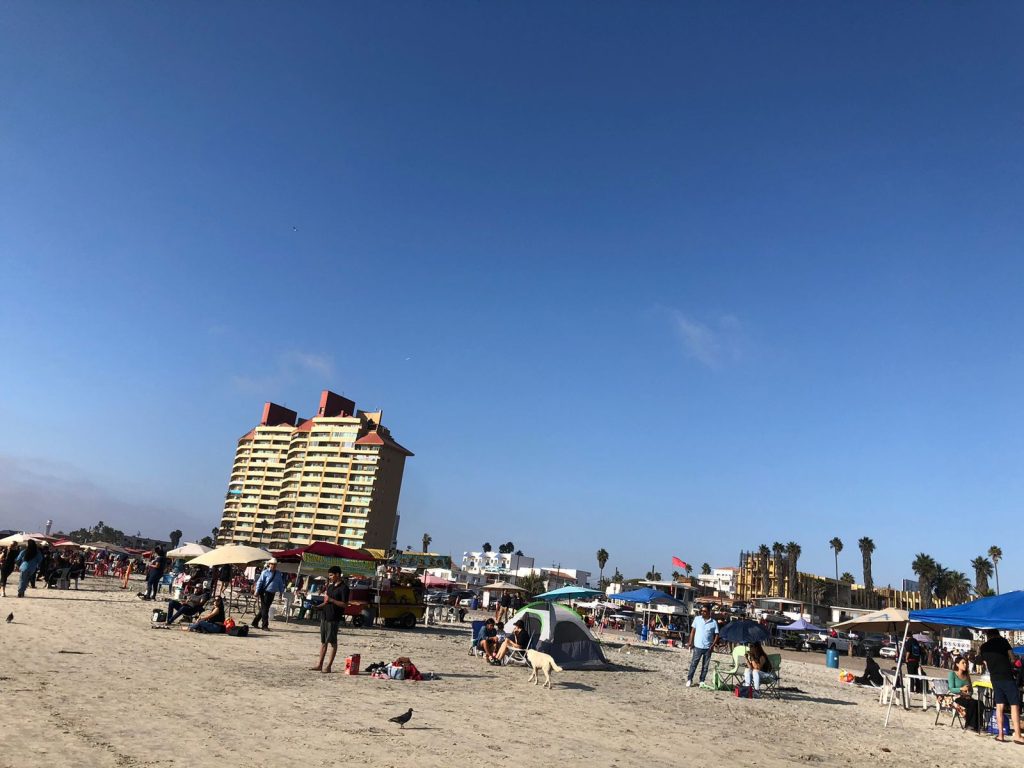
[1,2,1022,590]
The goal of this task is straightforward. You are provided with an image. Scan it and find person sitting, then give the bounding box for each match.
[476,618,499,661]
[165,591,210,625]
[743,641,774,693]
[948,655,979,729]
[855,655,884,686]
[183,597,227,634]
[495,621,507,644]
[494,620,530,664]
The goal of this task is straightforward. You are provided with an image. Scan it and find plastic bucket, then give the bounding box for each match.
[825,649,839,668]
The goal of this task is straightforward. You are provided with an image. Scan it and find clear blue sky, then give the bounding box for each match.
[2,2,1022,590]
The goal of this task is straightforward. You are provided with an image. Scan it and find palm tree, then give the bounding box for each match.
[482,542,492,553]
[829,538,843,603]
[701,562,711,575]
[596,548,609,588]
[943,570,971,603]
[757,544,771,595]
[168,529,183,548]
[971,556,993,596]
[785,542,801,600]
[989,546,1003,595]
[685,563,693,578]
[421,533,432,553]
[858,536,875,593]
[912,553,938,609]
[840,572,855,584]
[771,542,786,596]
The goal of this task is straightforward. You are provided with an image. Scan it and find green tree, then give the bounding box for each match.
[912,553,938,609]
[757,544,770,595]
[685,563,693,578]
[596,548,609,588]
[701,562,711,575]
[989,546,1003,595]
[858,537,875,593]
[840,572,855,584]
[611,567,624,584]
[971,556,993,596]
[771,542,785,596]
[482,542,492,553]
[169,530,183,548]
[199,536,214,547]
[828,537,843,602]
[421,532,432,552]
[645,567,662,581]
[785,542,802,600]
[516,572,546,598]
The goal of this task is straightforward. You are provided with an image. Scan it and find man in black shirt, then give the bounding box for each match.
[311,566,348,673]
[980,628,1023,743]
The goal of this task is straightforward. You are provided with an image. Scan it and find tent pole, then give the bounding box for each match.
[884,622,911,727]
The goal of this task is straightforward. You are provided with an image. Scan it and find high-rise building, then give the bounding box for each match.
[217,390,412,551]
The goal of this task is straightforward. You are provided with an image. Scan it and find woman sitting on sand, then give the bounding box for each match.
[743,642,774,692]
[183,596,227,634]
[948,656,979,729]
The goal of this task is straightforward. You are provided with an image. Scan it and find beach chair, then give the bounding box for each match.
[503,633,534,667]
[469,620,487,656]
[761,654,783,699]
[930,680,963,728]
[713,645,747,690]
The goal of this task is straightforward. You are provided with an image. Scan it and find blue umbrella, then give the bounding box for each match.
[719,620,770,644]
[535,585,604,601]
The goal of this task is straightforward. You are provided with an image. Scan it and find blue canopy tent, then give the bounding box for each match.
[909,590,1024,630]
[610,587,685,605]
[778,617,825,632]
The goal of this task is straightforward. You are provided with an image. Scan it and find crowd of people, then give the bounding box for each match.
[0,540,89,598]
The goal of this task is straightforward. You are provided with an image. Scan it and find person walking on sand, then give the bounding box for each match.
[685,604,719,687]
[15,540,43,598]
[1,543,20,597]
[252,558,287,630]
[980,628,1024,744]
[311,566,349,673]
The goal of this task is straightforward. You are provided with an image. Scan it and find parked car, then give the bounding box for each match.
[859,634,885,658]
[879,643,899,659]
[808,629,861,654]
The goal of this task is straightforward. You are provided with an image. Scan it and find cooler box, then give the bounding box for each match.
[344,654,361,675]
[825,649,839,668]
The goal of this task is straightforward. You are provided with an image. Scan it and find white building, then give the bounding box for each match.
[461,551,535,582]
[697,567,738,597]
[513,566,591,589]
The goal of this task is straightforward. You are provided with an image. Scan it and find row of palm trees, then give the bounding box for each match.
[910,546,1002,609]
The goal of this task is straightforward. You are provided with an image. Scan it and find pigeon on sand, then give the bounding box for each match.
[388,708,413,728]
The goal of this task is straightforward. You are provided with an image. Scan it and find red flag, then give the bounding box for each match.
[672,556,688,569]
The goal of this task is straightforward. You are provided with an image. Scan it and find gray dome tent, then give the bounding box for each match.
[505,602,607,669]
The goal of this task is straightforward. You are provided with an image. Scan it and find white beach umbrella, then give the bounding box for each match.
[166,542,213,559]
[0,533,49,546]
[188,545,273,568]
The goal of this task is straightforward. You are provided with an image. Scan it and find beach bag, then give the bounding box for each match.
[228,623,249,637]
[223,618,236,632]
[387,664,406,680]
[987,709,1012,735]
[151,609,167,623]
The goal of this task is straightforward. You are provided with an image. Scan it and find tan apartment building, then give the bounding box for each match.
[217,390,413,551]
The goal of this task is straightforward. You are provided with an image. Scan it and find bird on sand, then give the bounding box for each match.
[388,708,413,728]
[5,613,13,623]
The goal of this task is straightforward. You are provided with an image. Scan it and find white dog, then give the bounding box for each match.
[526,649,563,688]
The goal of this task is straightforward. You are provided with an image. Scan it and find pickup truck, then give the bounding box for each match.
[807,630,861,654]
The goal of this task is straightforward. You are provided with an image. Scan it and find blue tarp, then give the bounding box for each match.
[909,590,1024,630]
[610,587,684,605]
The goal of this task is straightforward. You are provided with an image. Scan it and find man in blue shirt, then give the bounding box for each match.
[253,558,287,630]
[686,604,720,687]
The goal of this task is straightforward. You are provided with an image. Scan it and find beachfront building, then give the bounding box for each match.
[461,551,535,582]
[696,567,738,598]
[513,566,592,590]
[216,390,412,552]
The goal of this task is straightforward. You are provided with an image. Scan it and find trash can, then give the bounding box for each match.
[470,598,479,610]
[825,649,839,669]
[640,624,649,642]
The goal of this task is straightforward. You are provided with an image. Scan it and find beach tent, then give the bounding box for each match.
[909,590,1024,630]
[166,542,212,559]
[272,541,376,580]
[778,617,825,632]
[82,541,132,555]
[505,602,607,669]
[832,607,931,633]
[535,585,603,601]
[422,573,455,588]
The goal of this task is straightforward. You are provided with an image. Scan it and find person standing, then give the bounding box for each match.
[1,543,20,597]
[980,628,1024,743]
[15,540,43,598]
[252,558,287,630]
[686,604,719,687]
[311,566,349,673]
[904,635,923,693]
[144,546,166,600]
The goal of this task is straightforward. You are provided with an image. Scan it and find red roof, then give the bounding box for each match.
[238,429,256,442]
[272,541,375,561]
[355,431,414,456]
[294,418,315,432]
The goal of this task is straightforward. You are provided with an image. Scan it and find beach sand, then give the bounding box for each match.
[1,579,1018,768]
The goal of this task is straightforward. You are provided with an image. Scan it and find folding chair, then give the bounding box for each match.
[760,654,783,699]
[712,645,747,690]
[503,634,533,667]
[469,620,487,656]
[930,680,964,728]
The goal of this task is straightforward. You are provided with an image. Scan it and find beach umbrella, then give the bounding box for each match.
[188,544,272,568]
[52,540,81,548]
[719,620,770,645]
[166,542,213,559]
[0,533,49,546]
[535,585,604,601]
[484,581,526,592]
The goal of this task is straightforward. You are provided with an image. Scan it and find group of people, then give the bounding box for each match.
[474,617,530,665]
[686,604,774,694]
[0,540,88,598]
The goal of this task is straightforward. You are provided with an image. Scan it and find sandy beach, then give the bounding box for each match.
[1,578,1019,768]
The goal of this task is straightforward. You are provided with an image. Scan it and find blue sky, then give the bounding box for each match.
[1,2,1022,590]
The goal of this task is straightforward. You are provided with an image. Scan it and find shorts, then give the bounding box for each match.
[992,679,1020,707]
[320,618,340,646]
